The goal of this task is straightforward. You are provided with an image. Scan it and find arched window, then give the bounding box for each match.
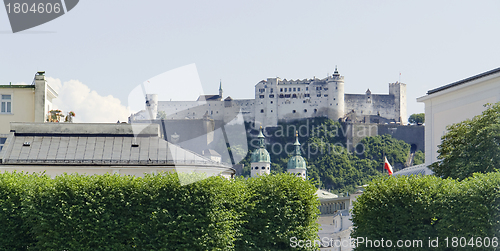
[304,109,307,113]
[262,166,265,169]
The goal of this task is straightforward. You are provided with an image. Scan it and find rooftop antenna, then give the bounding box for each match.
[399,72,401,83]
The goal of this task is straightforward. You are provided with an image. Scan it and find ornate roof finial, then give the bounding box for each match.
[258,126,265,148]
[294,130,301,155]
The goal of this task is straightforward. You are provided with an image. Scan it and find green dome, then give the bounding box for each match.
[251,148,271,163]
[287,155,307,170]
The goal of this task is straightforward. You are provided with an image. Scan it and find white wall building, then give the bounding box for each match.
[417,67,500,167]
[130,68,407,128]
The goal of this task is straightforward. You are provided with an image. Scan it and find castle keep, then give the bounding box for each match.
[129,68,407,127]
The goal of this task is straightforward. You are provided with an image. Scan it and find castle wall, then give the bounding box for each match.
[129,71,408,128]
[344,94,397,122]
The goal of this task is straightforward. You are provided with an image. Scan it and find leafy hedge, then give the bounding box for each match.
[352,173,500,251]
[0,172,319,250]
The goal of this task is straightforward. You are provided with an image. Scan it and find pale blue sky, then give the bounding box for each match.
[1,1,500,121]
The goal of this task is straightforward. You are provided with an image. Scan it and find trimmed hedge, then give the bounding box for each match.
[0,172,319,250]
[352,173,500,251]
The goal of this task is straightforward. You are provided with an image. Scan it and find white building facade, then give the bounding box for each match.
[417,67,500,167]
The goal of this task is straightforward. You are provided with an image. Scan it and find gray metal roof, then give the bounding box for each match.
[1,135,222,166]
[0,123,227,168]
[393,164,433,176]
[427,67,500,95]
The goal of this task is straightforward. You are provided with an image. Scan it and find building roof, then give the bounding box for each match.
[0,123,228,168]
[393,164,433,176]
[197,95,222,101]
[427,66,500,95]
[315,189,338,199]
[0,85,35,89]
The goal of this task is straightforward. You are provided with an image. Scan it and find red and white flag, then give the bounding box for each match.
[384,156,393,175]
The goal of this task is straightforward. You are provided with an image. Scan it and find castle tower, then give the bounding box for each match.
[389,82,407,124]
[219,80,223,99]
[254,78,278,128]
[251,127,271,177]
[287,131,307,179]
[326,67,345,121]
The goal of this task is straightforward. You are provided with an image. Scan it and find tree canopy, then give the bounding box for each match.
[408,113,425,124]
[430,102,500,180]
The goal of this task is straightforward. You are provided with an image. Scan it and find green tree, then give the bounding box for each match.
[156,110,167,119]
[430,102,500,180]
[408,113,425,124]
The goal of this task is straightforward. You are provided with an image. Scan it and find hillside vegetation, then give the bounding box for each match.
[234,118,423,194]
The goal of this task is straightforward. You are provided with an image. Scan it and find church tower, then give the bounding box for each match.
[287,131,307,179]
[251,127,271,177]
[219,80,223,99]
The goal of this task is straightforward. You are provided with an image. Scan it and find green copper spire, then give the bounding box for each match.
[251,126,271,163]
[257,126,265,148]
[287,131,307,170]
[293,131,301,156]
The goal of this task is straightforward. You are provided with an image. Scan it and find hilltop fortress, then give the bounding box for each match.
[129,68,407,127]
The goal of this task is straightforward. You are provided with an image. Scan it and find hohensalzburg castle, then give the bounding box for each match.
[129,68,407,127]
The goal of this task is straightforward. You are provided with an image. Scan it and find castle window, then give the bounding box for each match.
[304,109,307,113]
[284,88,287,92]
[304,94,310,97]
[259,88,265,93]
[306,87,308,91]
[279,94,284,98]
[334,98,335,100]
[336,87,337,90]
[259,95,264,98]
[293,88,296,91]
[292,110,296,113]
[324,94,328,97]
[324,88,328,90]
[267,167,270,170]
[269,94,274,98]
[298,88,301,91]
[317,94,321,97]
[211,111,213,114]
[289,88,292,92]
[262,166,265,169]
[280,88,283,92]
[270,88,273,93]
[292,94,297,98]
[270,101,273,104]
[285,94,291,98]
[314,109,317,113]
[260,109,264,113]
[1,94,12,114]
[271,110,273,112]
